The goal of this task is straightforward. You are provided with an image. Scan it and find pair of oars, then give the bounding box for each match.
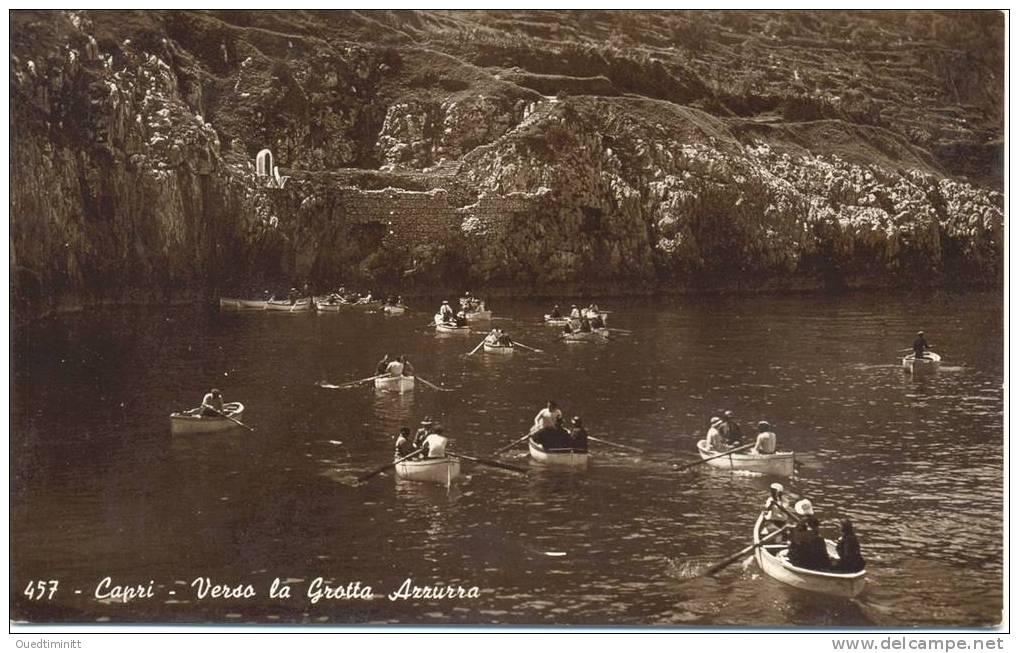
[466,337,544,356]
[491,430,642,455]
[356,448,527,483]
[318,373,454,392]
[205,405,255,432]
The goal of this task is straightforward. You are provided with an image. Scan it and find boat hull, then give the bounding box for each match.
[237,299,268,310]
[902,352,941,375]
[696,440,795,476]
[383,305,406,315]
[465,310,492,322]
[483,342,514,354]
[563,329,609,342]
[529,440,589,468]
[434,314,470,333]
[266,299,312,312]
[170,402,245,434]
[544,315,569,326]
[219,298,241,309]
[374,375,415,393]
[315,301,345,312]
[395,457,461,485]
[753,513,866,598]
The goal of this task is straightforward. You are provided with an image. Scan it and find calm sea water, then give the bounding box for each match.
[10,291,1003,626]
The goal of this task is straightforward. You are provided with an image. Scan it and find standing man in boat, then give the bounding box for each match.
[705,416,726,451]
[913,330,931,359]
[752,421,777,455]
[200,388,225,417]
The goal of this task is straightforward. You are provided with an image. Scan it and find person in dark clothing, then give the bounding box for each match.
[722,410,743,445]
[834,519,866,573]
[376,354,390,375]
[394,427,416,458]
[400,355,415,377]
[787,499,831,571]
[550,305,563,319]
[579,317,592,333]
[568,416,589,452]
[413,417,434,453]
[913,331,930,359]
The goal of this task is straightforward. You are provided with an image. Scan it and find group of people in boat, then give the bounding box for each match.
[460,291,484,314]
[551,303,606,334]
[704,410,777,455]
[437,300,468,326]
[484,328,513,347]
[529,400,589,452]
[761,483,866,573]
[376,353,415,377]
[394,416,449,460]
[321,287,375,305]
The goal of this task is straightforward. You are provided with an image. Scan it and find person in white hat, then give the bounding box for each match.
[763,483,792,536]
[752,421,777,455]
[788,498,832,570]
[705,416,726,451]
[912,330,930,360]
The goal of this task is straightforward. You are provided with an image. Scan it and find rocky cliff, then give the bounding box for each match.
[10,10,1004,316]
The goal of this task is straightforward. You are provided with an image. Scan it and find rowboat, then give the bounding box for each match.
[315,300,345,312]
[563,328,610,342]
[266,298,312,312]
[219,298,241,309]
[753,512,867,598]
[483,342,514,354]
[395,457,461,485]
[169,402,245,435]
[383,304,407,315]
[582,310,608,324]
[902,352,941,375]
[374,375,415,393]
[434,314,470,333]
[696,440,795,476]
[544,315,570,326]
[237,299,268,310]
[465,309,492,322]
[528,438,590,468]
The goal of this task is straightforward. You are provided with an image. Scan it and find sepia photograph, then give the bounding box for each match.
[8,9,1005,632]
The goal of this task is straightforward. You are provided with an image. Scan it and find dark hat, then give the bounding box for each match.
[571,416,582,426]
[211,388,221,395]
[758,421,771,430]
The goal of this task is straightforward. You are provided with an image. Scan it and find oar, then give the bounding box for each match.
[207,405,255,432]
[416,375,455,392]
[512,340,544,353]
[675,443,755,472]
[357,447,425,483]
[588,435,643,454]
[466,338,487,357]
[318,373,386,389]
[703,524,791,577]
[492,432,533,455]
[452,453,528,474]
[608,328,633,334]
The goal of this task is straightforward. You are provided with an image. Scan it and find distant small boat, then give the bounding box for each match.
[383,304,407,315]
[315,300,345,312]
[169,402,245,435]
[374,375,415,393]
[544,314,569,326]
[528,438,589,468]
[237,299,268,310]
[434,314,470,333]
[753,512,867,598]
[219,298,241,309]
[483,342,514,354]
[266,298,312,312]
[395,457,461,485]
[563,328,609,342]
[902,352,941,375]
[696,439,795,476]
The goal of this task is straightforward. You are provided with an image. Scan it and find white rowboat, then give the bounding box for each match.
[753,512,867,598]
[219,298,241,309]
[529,439,590,468]
[395,457,461,485]
[383,305,407,315]
[696,439,795,476]
[237,299,268,309]
[563,328,609,342]
[315,300,345,312]
[374,375,415,393]
[266,298,312,312]
[902,352,941,375]
[169,402,245,435]
[483,342,514,354]
[544,315,570,326]
[434,314,470,333]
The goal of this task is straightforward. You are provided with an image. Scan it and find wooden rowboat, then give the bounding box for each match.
[544,315,570,326]
[383,304,407,315]
[315,300,344,312]
[395,457,461,485]
[219,298,241,309]
[902,352,941,375]
[696,439,795,476]
[528,439,590,468]
[374,375,415,393]
[266,298,312,312]
[562,328,610,342]
[434,314,470,333]
[169,402,245,435]
[753,512,867,598]
[237,299,268,310]
[483,342,514,354]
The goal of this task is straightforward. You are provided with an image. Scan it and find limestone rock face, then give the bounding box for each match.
[9,10,1004,316]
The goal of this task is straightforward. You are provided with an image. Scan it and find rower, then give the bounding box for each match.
[422,425,449,458]
[752,421,777,455]
[834,519,866,573]
[722,410,743,445]
[787,499,831,571]
[455,310,468,327]
[439,300,454,321]
[386,356,405,377]
[579,316,592,333]
[413,417,434,452]
[485,328,501,344]
[550,304,563,319]
[762,483,791,538]
[570,304,581,319]
[913,330,930,359]
[399,355,415,377]
[589,314,604,329]
[568,416,589,452]
[394,427,416,458]
[533,401,562,432]
[705,416,725,451]
[376,354,391,375]
[200,388,224,417]
[497,330,513,346]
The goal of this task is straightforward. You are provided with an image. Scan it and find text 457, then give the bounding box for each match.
[24,580,59,600]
